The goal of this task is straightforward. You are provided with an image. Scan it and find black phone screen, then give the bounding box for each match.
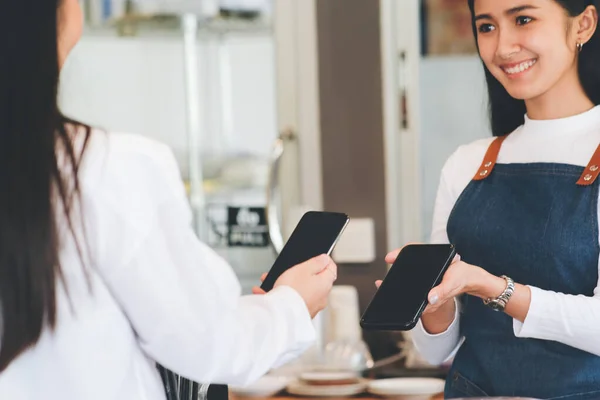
[260,211,349,292]
[361,244,455,330]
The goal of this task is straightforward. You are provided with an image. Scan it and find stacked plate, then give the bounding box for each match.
[286,371,368,397]
[229,376,291,398]
[367,378,445,399]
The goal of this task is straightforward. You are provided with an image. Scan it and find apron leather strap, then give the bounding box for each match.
[577,143,600,186]
[473,135,509,181]
[474,135,600,186]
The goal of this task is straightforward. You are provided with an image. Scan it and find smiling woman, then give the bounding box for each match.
[386,0,600,399]
[468,0,600,135]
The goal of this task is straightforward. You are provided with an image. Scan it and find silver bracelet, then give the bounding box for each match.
[483,275,515,312]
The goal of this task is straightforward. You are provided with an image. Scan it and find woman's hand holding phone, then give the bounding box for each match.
[381,246,503,334]
[252,254,338,319]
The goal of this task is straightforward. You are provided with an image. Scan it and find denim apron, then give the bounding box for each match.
[444,136,600,399]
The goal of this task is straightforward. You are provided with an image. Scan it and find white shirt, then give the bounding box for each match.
[0,132,316,400]
[412,105,600,365]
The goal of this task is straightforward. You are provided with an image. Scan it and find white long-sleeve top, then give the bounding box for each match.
[0,132,316,400]
[412,106,600,365]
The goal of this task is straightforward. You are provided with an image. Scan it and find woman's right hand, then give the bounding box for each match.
[253,254,337,319]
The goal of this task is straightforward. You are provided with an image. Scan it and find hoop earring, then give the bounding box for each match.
[577,42,584,52]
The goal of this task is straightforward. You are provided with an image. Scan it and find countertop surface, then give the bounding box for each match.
[229,394,444,400]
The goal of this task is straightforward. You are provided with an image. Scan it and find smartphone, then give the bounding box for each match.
[260,211,350,292]
[360,244,456,331]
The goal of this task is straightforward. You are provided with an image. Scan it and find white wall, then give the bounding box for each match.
[418,56,491,240]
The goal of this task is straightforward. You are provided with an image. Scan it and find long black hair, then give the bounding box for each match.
[468,0,600,136]
[0,0,90,371]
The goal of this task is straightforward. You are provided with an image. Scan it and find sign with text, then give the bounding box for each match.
[226,207,269,248]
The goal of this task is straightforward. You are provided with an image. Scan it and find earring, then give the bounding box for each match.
[577,42,584,52]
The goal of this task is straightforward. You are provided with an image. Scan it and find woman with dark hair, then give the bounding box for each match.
[0,1,338,399]
[387,0,600,398]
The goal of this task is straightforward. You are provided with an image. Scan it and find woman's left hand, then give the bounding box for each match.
[423,257,505,314]
[377,253,507,315]
[378,249,530,323]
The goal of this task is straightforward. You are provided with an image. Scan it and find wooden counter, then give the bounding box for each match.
[230,394,444,400]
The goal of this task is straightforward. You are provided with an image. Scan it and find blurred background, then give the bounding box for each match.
[59,0,491,386]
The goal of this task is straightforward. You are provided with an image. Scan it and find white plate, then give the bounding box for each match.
[367,378,445,397]
[287,379,368,397]
[230,376,291,397]
[300,371,360,383]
